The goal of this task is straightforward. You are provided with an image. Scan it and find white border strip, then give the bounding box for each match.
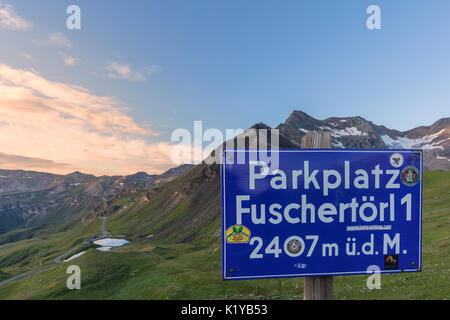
[227,269,419,280]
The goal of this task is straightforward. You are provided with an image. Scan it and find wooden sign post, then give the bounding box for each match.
[301,131,334,300]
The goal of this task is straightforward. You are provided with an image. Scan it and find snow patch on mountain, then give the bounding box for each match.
[319,126,368,137]
[332,140,344,148]
[382,129,445,150]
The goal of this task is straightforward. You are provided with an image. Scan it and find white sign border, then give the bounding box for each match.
[221,149,423,280]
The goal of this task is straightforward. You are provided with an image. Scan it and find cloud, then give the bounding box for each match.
[0,62,180,176]
[145,64,162,75]
[21,53,33,61]
[60,52,78,66]
[48,32,72,47]
[0,152,70,172]
[105,61,146,82]
[35,32,72,47]
[0,3,31,30]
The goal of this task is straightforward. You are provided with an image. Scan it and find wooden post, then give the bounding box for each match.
[303,276,333,300]
[301,131,333,300]
[301,130,331,149]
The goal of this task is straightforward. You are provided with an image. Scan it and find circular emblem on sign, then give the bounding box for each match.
[284,236,305,257]
[401,166,420,186]
[390,153,404,168]
[286,239,302,255]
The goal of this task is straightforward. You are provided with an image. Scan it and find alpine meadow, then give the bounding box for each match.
[0,112,448,299]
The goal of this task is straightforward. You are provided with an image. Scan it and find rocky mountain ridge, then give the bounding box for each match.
[277,110,449,170]
[0,164,194,234]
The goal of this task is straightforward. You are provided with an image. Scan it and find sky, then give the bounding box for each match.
[0,0,449,175]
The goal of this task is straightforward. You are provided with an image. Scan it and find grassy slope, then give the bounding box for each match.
[0,186,98,234]
[0,170,448,299]
[0,216,102,277]
[105,164,221,243]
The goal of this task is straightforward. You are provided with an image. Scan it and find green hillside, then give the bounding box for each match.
[0,169,448,299]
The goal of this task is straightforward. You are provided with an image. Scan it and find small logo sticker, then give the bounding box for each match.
[384,254,398,270]
[286,238,302,255]
[226,225,251,243]
[390,153,404,168]
[401,166,420,186]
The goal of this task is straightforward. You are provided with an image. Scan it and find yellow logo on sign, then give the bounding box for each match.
[226,225,251,243]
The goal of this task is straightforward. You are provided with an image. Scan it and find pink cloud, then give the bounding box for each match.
[0,3,31,30]
[0,63,179,175]
[105,61,145,82]
[0,152,70,173]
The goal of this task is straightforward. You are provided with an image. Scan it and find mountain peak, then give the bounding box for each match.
[275,110,449,170]
[65,171,94,179]
[128,171,150,178]
[287,110,321,124]
[250,122,272,130]
[430,117,450,133]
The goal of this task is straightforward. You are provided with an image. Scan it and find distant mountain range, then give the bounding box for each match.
[277,111,449,171]
[0,110,448,236]
[83,110,449,244]
[0,164,193,234]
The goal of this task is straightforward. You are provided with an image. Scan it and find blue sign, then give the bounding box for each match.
[221,149,422,280]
